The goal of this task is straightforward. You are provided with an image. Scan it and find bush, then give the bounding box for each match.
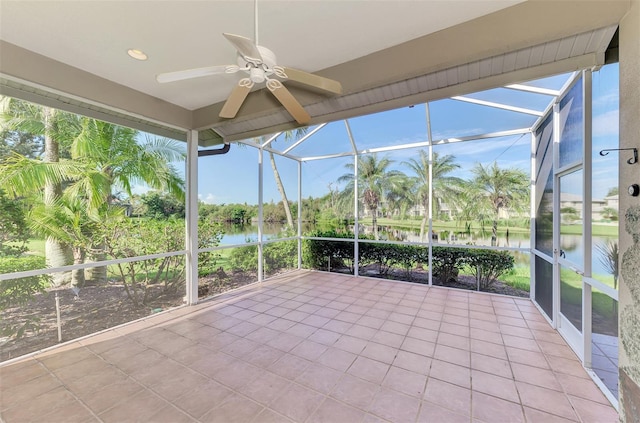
[303,230,357,273]
[464,249,515,290]
[0,256,49,339]
[431,247,467,284]
[105,217,223,306]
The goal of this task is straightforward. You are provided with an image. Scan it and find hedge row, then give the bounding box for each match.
[303,230,514,288]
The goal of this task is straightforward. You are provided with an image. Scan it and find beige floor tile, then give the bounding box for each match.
[238,371,291,406]
[99,389,168,423]
[307,397,366,423]
[424,378,471,416]
[348,356,390,384]
[368,387,421,422]
[316,347,357,372]
[392,350,431,375]
[77,378,144,414]
[516,381,578,421]
[555,372,611,405]
[472,369,520,403]
[270,383,325,422]
[511,362,562,391]
[200,392,264,423]
[417,401,471,423]
[361,342,398,364]
[568,395,619,423]
[268,353,312,380]
[434,344,470,367]
[296,362,344,394]
[506,346,550,369]
[382,365,427,398]
[334,334,368,354]
[429,359,471,389]
[147,404,195,423]
[472,391,524,423]
[523,406,579,422]
[470,338,507,359]
[330,374,380,409]
[251,408,294,423]
[38,399,98,423]
[470,352,513,379]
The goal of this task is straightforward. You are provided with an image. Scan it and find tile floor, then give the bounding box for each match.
[0,270,618,422]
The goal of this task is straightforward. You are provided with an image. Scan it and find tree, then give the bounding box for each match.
[27,196,112,287]
[403,151,464,241]
[338,154,406,239]
[65,118,185,283]
[0,129,43,161]
[0,104,185,285]
[0,189,30,257]
[1,97,80,286]
[462,162,529,246]
[261,129,308,228]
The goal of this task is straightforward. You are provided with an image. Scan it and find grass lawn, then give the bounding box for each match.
[26,239,46,256]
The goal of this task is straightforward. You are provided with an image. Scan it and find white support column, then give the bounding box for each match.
[345,120,359,277]
[552,101,561,329]
[353,151,359,277]
[582,69,593,368]
[297,160,302,269]
[530,131,536,301]
[426,102,434,286]
[185,129,199,305]
[258,148,264,283]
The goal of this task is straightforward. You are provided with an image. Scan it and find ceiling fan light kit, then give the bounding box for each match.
[156,33,342,126]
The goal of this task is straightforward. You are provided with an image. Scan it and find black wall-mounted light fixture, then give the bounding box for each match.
[599,147,638,165]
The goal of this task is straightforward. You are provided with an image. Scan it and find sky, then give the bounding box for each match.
[177,64,620,205]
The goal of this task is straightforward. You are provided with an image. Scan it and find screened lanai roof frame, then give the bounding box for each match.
[227,75,573,162]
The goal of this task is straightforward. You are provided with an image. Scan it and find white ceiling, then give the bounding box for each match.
[0,0,523,111]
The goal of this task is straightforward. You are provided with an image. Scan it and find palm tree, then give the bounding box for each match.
[403,151,464,242]
[462,161,529,246]
[1,97,80,286]
[28,196,108,287]
[258,128,307,228]
[1,106,185,285]
[66,118,185,283]
[338,153,405,239]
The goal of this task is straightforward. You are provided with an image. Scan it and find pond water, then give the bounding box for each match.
[217,222,616,277]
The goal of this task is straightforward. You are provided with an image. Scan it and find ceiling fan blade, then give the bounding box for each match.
[223,33,262,62]
[267,80,311,125]
[219,79,253,119]
[282,67,343,95]
[156,65,230,83]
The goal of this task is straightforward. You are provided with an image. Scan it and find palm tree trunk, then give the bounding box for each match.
[372,206,379,240]
[71,247,86,287]
[85,246,107,284]
[491,219,498,246]
[269,151,294,228]
[43,107,72,286]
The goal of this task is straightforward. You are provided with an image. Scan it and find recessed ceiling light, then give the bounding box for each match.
[127,49,147,61]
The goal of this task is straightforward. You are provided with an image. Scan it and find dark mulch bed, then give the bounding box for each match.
[1,269,262,362]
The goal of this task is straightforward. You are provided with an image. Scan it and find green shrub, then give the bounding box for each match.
[0,256,49,339]
[105,217,223,306]
[464,249,515,290]
[303,230,355,273]
[431,247,467,284]
[229,244,258,272]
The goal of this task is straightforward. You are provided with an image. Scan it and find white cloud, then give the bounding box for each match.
[592,109,619,137]
[198,193,219,204]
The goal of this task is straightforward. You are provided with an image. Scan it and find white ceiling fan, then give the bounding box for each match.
[156,2,342,125]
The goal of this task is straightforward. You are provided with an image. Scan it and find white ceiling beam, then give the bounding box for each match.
[451,96,544,116]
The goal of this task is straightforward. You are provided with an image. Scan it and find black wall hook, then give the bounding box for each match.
[599,148,638,164]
